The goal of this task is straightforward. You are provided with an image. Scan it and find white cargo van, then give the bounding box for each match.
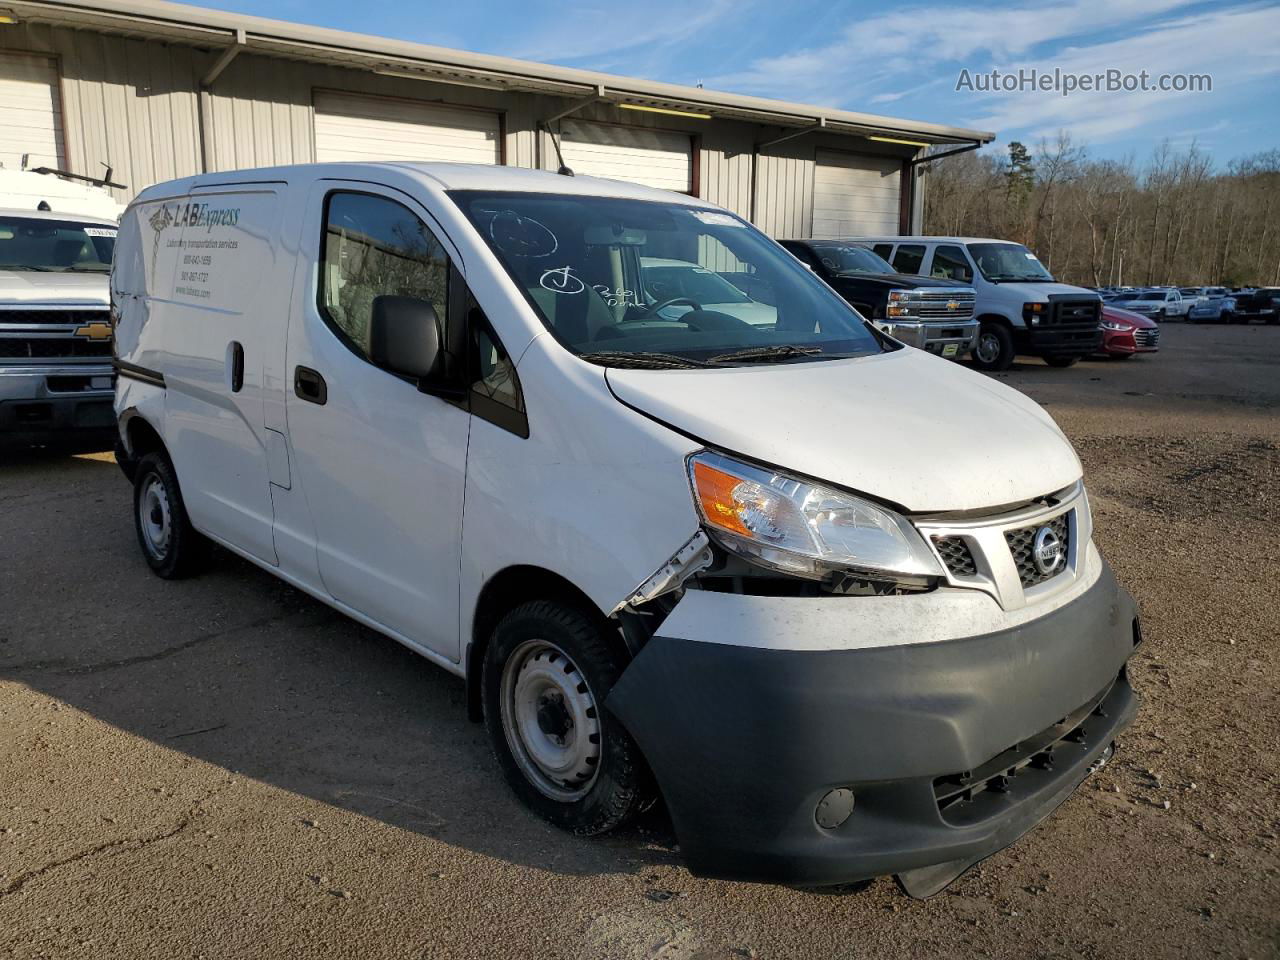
[112,164,1140,897]
[846,236,1104,370]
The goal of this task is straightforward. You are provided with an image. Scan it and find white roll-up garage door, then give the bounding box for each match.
[0,52,65,172]
[314,91,500,165]
[559,120,692,193]
[811,150,902,238]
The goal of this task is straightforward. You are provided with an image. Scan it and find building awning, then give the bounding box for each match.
[5,0,995,148]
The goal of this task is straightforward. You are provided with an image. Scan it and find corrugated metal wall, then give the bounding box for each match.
[4,23,203,200]
[0,23,920,233]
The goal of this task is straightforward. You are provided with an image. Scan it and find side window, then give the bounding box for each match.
[871,243,894,261]
[319,192,449,361]
[469,302,528,438]
[930,244,973,283]
[891,244,926,275]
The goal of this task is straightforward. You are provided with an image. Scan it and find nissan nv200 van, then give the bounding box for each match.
[846,236,1104,370]
[112,164,1140,897]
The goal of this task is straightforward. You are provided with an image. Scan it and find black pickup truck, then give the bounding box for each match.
[1232,287,1280,323]
[780,240,978,359]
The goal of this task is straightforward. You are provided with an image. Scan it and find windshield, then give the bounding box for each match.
[451,192,886,366]
[0,216,116,273]
[808,243,896,275]
[640,259,750,305]
[968,242,1054,283]
[1135,292,1165,301]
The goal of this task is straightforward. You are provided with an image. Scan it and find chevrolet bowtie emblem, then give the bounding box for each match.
[946,300,959,311]
[73,321,113,340]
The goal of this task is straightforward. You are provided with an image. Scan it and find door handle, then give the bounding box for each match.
[294,365,327,405]
[229,341,244,393]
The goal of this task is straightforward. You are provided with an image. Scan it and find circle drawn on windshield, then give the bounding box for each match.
[489,210,558,258]
[540,266,585,295]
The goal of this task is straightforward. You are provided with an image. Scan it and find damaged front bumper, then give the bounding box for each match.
[606,556,1140,895]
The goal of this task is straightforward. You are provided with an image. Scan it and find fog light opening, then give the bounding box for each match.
[815,788,856,830]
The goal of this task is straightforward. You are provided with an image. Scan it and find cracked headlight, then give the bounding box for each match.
[687,450,943,581]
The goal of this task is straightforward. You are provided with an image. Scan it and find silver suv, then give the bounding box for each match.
[1,209,117,448]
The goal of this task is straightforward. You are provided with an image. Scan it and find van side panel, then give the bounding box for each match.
[121,187,284,565]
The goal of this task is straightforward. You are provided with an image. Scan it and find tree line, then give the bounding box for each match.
[922,134,1280,289]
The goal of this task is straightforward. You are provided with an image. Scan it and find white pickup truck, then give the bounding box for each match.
[0,169,122,449]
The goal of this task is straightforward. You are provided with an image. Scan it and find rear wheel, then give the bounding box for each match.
[133,451,207,579]
[482,600,651,835]
[1044,355,1080,367]
[971,323,1014,371]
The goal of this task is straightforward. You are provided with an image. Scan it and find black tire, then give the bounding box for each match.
[1044,355,1080,367]
[971,322,1015,371]
[482,600,652,836]
[133,451,206,579]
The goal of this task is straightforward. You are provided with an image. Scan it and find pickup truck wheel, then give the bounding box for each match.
[483,600,651,836]
[133,451,206,579]
[1044,355,1080,367]
[972,323,1014,371]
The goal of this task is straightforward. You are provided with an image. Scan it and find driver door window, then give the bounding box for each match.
[930,244,973,283]
[319,192,449,363]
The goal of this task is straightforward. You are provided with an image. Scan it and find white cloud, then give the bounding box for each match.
[704,0,1278,148]
[510,0,741,69]
[962,4,1280,145]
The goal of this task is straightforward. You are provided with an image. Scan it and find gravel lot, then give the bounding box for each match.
[1,323,1277,960]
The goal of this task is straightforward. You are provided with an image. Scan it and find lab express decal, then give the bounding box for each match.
[143,194,276,314]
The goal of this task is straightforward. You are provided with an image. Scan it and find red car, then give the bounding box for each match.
[1099,305,1159,358]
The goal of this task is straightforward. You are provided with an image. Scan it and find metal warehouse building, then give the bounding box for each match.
[0,0,993,236]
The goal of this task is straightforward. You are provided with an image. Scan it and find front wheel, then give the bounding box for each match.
[133,451,207,579]
[483,600,652,835]
[1044,355,1080,367]
[971,323,1015,371]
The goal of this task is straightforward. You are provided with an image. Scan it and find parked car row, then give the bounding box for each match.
[1096,283,1279,325]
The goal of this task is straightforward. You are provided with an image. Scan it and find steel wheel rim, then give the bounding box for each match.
[139,475,172,560]
[499,639,601,802]
[976,331,1001,364]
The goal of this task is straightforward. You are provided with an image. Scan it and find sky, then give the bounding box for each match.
[203,0,1279,165]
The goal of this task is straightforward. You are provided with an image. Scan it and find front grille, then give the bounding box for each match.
[933,676,1120,826]
[1004,511,1071,587]
[0,336,113,360]
[0,309,109,326]
[932,535,977,577]
[1043,299,1102,328]
[914,291,976,320]
[1134,328,1160,347]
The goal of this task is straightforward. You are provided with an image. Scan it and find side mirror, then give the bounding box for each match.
[369,295,441,380]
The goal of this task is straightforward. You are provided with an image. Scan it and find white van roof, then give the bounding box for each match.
[0,206,120,227]
[130,162,720,208]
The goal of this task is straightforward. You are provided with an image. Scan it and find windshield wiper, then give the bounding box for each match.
[708,344,824,364]
[2,264,56,272]
[577,350,709,369]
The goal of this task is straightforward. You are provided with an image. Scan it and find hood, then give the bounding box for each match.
[1104,306,1156,327]
[1116,298,1159,312]
[0,270,110,305]
[996,280,1098,300]
[606,348,1081,513]
[832,273,965,290]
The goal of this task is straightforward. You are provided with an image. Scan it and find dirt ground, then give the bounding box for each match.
[1,323,1277,960]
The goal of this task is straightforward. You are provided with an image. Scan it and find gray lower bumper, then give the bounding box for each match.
[876,319,979,357]
[0,365,115,444]
[607,561,1140,892]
